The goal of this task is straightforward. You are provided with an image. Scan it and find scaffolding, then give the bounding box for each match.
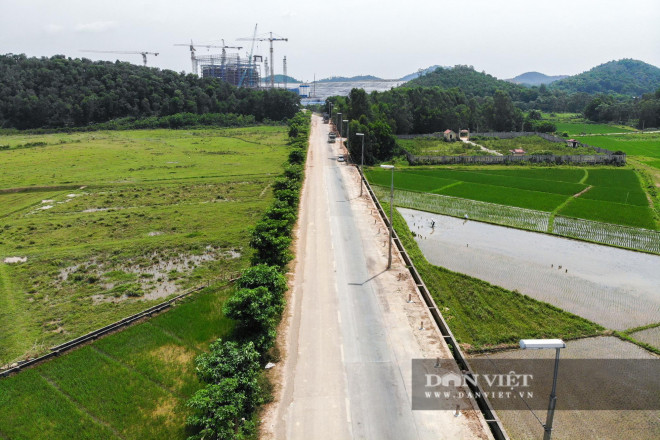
[198,53,261,88]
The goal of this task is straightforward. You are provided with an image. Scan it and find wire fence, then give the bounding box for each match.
[371,186,660,255]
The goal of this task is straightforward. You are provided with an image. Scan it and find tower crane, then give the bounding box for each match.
[238,28,287,89]
[174,40,242,75]
[80,50,159,66]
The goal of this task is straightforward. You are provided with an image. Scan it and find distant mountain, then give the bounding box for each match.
[549,59,660,96]
[405,64,523,97]
[399,65,448,82]
[318,75,382,82]
[263,74,300,83]
[506,72,568,86]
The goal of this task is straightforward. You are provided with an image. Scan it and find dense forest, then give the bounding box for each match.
[0,54,300,129]
[326,84,549,165]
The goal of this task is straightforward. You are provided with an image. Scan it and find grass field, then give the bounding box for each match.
[0,127,289,366]
[0,285,234,439]
[397,137,489,156]
[388,206,603,351]
[537,112,636,135]
[554,122,635,135]
[365,167,656,229]
[475,135,599,155]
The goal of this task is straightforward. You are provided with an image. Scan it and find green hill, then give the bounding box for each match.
[264,74,300,83]
[0,54,299,129]
[507,71,568,86]
[550,59,660,96]
[406,65,524,97]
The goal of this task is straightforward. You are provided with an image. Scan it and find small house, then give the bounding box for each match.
[509,148,526,156]
[566,139,579,148]
[443,129,457,142]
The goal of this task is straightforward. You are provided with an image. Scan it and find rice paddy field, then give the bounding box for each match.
[576,133,660,169]
[0,127,289,366]
[365,167,657,230]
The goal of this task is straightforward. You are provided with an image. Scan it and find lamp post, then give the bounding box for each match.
[343,119,349,150]
[380,164,395,269]
[519,339,566,440]
[356,133,365,196]
[337,113,342,139]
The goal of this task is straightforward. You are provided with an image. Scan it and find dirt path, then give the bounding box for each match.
[261,115,492,439]
[461,138,502,156]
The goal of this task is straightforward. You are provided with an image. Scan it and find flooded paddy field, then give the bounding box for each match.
[399,208,660,331]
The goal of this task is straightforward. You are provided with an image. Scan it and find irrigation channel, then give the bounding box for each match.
[399,208,660,332]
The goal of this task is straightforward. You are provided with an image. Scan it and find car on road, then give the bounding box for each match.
[337,155,345,162]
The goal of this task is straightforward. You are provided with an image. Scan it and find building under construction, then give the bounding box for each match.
[198,53,261,88]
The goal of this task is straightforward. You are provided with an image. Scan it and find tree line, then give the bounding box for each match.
[186,112,310,439]
[327,86,559,165]
[0,54,300,129]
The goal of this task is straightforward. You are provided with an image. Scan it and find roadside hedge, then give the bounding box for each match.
[186,111,310,439]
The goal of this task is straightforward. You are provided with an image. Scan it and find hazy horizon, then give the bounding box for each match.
[2,0,659,82]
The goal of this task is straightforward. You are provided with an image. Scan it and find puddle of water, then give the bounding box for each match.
[400,208,660,330]
[3,256,27,263]
[59,247,242,304]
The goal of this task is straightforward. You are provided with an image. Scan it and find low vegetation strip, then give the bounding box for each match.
[372,186,660,254]
[184,111,310,440]
[385,204,603,352]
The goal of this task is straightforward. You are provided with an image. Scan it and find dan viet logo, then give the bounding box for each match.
[423,370,535,400]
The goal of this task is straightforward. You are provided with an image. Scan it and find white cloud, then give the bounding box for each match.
[74,21,118,33]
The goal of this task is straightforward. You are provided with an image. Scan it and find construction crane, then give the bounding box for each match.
[237,24,259,88]
[174,40,242,75]
[80,50,159,66]
[238,28,288,89]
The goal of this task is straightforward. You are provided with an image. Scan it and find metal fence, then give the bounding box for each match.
[405,152,626,165]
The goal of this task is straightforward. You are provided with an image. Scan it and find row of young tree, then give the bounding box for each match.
[186,112,310,439]
[0,54,300,129]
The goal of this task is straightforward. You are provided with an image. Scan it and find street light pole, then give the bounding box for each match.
[519,339,566,440]
[356,133,364,196]
[343,119,349,150]
[380,164,395,269]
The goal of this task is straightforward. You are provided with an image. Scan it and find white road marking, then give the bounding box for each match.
[337,310,342,324]
[345,397,352,423]
[339,343,345,363]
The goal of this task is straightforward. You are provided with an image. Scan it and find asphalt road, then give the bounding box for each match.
[274,115,490,440]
